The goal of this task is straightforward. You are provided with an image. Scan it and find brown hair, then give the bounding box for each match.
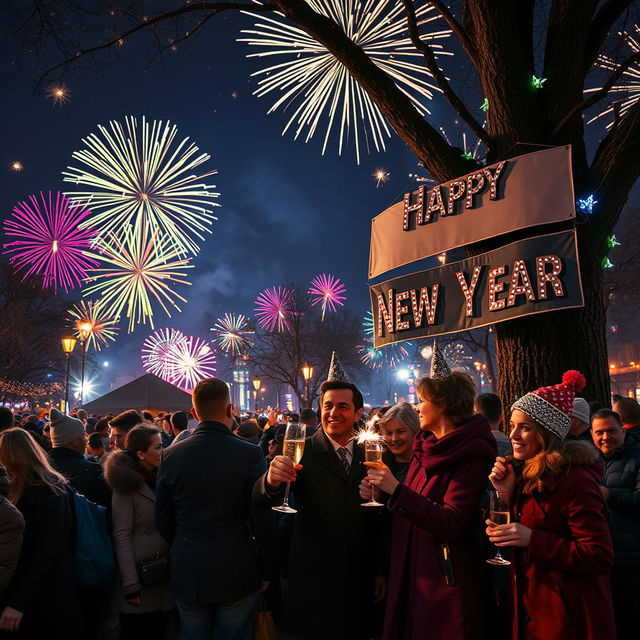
[320,380,364,410]
[192,377,230,419]
[0,428,67,503]
[125,425,161,455]
[416,371,476,425]
[518,422,565,494]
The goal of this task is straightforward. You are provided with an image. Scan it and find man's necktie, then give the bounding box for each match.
[337,447,350,473]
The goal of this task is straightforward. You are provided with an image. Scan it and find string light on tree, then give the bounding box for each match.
[602,257,614,269]
[239,0,451,164]
[577,194,598,213]
[531,75,547,90]
[2,191,98,294]
[480,98,489,111]
[607,235,621,249]
[63,116,220,255]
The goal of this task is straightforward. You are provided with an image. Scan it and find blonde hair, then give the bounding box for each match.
[519,422,566,494]
[0,428,67,504]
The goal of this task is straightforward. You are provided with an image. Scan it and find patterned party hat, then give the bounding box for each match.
[429,340,451,379]
[327,351,349,382]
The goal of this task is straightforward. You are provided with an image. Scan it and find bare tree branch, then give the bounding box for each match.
[428,0,477,67]
[401,0,489,146]
[584,0,634,72]
[553,48,640,137]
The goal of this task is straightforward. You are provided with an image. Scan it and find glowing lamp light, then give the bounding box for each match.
[78,321,94,341]
[252,376,261,391]
[301,362,314,381]
[396,368,410,381]
[103,361,109,367]
[61,336,77,355]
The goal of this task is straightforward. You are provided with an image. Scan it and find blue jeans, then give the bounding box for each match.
[177,592,258,640]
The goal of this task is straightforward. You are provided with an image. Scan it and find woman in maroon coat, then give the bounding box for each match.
[488,371,615,640]
[366,365,497,640]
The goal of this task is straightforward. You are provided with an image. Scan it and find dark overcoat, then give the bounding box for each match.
[254,427,384,640]
[511,441,615,640]
[156,421,276,604]
[383,415,497,640]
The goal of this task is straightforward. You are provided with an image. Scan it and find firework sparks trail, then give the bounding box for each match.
[2,191,98,294]
[68,300,119,351]
[239,0,451,163]
[255,286,293,332]
[358,310,411,369]
[308,274,347,320]
[63,116,220,255]
[212,313,254,356]
[165,336,217,391]
[141,328,189,381]
[82,223,193,332]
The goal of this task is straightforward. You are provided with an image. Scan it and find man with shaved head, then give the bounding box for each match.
[612,397,640,439]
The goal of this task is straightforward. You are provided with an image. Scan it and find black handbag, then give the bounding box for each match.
[136,551,170,588]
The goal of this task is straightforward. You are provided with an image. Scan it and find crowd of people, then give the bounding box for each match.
[0,355,637,640]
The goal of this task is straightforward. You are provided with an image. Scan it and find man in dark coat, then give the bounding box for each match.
[592,408,640,640]
[156,377,276,639]
[47,408,111,507]
[255,380,385,640]
[613,397,640,438]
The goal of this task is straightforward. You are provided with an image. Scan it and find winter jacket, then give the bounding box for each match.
[0,495,24,595]
[601,434,640,563]
[383,414,497,640]
[48,447,111,507]
[104,450,173,615]
[511,440,615,640]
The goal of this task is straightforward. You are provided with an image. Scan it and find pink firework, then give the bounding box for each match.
[141,328,188,381]
[165,336,217,391]
[2,191,98,293]
[255,286,293,332]
[308,274,347,320]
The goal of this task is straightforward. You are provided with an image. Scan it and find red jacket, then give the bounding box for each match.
[384,415,497,640]
[512,440,615,640]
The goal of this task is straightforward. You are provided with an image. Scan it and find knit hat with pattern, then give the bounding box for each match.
[511,370,587,440]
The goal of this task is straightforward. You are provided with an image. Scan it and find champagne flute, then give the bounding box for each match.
[362,440,384,507]
[272,422,306,514]
[486,490,512,566]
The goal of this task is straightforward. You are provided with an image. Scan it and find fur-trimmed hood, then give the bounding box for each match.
[104,449,145,494]
[563,439,600,466]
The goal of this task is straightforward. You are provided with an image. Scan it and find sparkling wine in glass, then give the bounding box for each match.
[362,440,384,507]
[486,490,512,566]
[273,423,306,514]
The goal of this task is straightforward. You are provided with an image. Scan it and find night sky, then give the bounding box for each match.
[0,7,633,402]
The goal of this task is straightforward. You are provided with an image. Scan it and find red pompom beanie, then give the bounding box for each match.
[511,370,587,440]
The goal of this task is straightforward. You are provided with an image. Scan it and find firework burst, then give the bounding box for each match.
[141,328,188,381]
[239,0,451,163]
[47,83,71,105]
[586,25,640,127]
[255,286,293,332]
[212,313,254,356]
[68,300,119,351]
[308,274,347,320]
[82,223,192,332]
[2,191,98,294]
[63,116,220,255]
[165,336,217,390]
[359,310,411,369]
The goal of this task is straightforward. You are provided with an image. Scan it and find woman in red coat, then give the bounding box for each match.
[366,358,497,640]
[488,371,615,640]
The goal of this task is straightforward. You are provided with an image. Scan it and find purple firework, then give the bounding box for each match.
[254,285,292,332]
[2,191,98,293]
[308,273,347,320]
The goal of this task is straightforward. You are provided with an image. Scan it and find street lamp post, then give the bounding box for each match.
[252,376,261,412]
[301,362,314,409]
[77,321,93,406]
[61,336,77,414]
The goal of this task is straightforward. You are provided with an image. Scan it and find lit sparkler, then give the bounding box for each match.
[2,191,98,294]
[165,336,217,390]
[82,223,193,332]
[47,83,71,105]
[308,274,347,320]
[212,313,254,356]
[239,0,451,163]
[63,116,220,255]
[141,328,188,381]
[68,300,119,351]
[373,169,389,187]
[255,286,293,332]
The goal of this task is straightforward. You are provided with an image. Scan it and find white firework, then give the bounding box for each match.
[141,328,188,381]
[63,115,220,255]
[239,0,451,163]
[586,26,640,127]
[165,336,217,391]
[211,313,254,356]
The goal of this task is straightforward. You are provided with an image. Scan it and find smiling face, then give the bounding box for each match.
[321,388,363,445]
[381,418,414,461]
[416,395,446,430]
[509,409,543,460]
[591,416,625,456]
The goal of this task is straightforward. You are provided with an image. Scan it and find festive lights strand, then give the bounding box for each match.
[2,191,99,294]
[577,194,597,213]
[239,0,451,164]
[63,116,220,255]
